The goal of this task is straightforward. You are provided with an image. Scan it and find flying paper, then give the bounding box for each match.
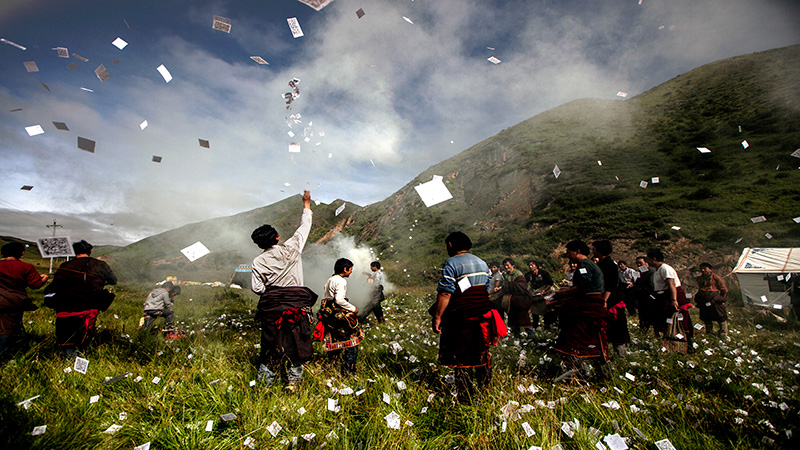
[72,53,88,62]
[697,147,711,153]
[25,125,44,136]
[23,61,39,72]
[152,156,162,163]
[356,8,365,18]
[287,18,304,38]
[181,241,211,262]
[140,120,148,130]
[212,15,231,33]
[112,37,128,49]
[199,139,210,148]
[553,165,561,178]
[55,47,68,58]
[639,181,648,189]
[296,0,335,10]
[1,38,26,50]
[95,64,110,82]
[335,203,346,216]
[77,137,96,153]
[741,140,749,149]
[750,216,767,223]
[31,425,46,436]
[289,142,301,153]
[250,56,269,65]
[20,185,33,191]
[616,91,628,98]
[52,122,69,131]
[487,56,501,64]
[156,64,172,82]
[414,175,453,207]
[37,237,74,258]
[402,16,414,24]
[67,63,77,70]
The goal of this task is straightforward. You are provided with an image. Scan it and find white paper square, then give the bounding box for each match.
[103,424,122,434]
[603,434,628,450]
[579,268,588,274]
[487,56,501,64]
[741,140,749,149]
[25,125,44,136]
[156,64,173,83]
[639,181,648,189]
[616,91,628,98]
[268,421,282,437]
[457,277,471,293]
[697,147,711,153]
[181,241,210,262]
[119,412,127,420]
[750,216,767,223]
[522,422,536,437]
[654,439,677,450]
[403,16,414,24]
[152,377,161,384]
[243,437,255,449]
[89,395,100,404]
[112,37,128,50]
[23,61,39,72]
[553,165,562,178]
[32,425,46,436]
[414,176,453,207]
[289,142,301,153]
[250,56,269,65]
[384,411,401,429]
[74,357,89,374]
[651,177,660,184]
[335,203,346,216]
[382,392,391,404]
[287,17,304,38]
[134,443,151,450]
[205,420,213,432]
[140,120,148,130]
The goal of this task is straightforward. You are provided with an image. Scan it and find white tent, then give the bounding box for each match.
[731,248,800,310]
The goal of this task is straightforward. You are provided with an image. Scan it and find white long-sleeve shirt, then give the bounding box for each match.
[251,208,312,294]
[323,274,356,312]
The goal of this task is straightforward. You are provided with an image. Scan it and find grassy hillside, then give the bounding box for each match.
[346,45,800,284]
[1,284,798,449]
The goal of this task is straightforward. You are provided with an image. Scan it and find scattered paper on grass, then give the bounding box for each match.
[205,420,213,432]
[74,357,89,374]
[382,392,391,404]
[103,424,122,434]
[32,425,46,436]
[152,377,161,384]
[742,140,749,149]
[751,216,767,223]
[267,420,282,437]
[654,439,676,450]
[697,147,711,153]
[601,400,621,410]
[220,412,237,421]
[89,395,100,404]
[133,443,150,450]
[385,411,401,429]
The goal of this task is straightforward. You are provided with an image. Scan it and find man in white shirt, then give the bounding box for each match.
[647,249,694,352]
[250,191,318,391]
[320,258,361,375]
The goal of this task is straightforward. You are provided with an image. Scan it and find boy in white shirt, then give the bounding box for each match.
[319,258,361,375]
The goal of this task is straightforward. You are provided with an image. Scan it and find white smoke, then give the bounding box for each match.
[303,234,394,317]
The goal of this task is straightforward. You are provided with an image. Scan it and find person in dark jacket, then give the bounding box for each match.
[45,240,116,359]
[592,240,629,359]
[0,242,48,353]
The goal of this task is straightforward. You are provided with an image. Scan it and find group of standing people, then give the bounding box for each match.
[0,239,117,359]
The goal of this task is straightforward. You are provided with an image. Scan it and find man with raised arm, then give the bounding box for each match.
[251,191,318,392]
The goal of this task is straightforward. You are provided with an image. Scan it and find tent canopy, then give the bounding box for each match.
[732,248,800,309]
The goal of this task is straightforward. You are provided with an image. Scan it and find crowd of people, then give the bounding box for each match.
[0,189,735,405]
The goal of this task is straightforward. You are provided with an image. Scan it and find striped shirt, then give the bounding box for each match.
[437,253,491,294]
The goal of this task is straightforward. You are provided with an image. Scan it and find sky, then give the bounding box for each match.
[1,0,799,247]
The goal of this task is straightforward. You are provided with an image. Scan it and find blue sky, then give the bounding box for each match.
[2,0,799,246]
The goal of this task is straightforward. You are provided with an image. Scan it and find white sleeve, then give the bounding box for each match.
[283,208,313,254]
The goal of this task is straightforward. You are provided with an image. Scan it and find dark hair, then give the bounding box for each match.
[1,242,25,258]
[73,240,93,255]
[251,224,279,250]
[370,261,381,269]
[170,285,181,296]
[618,260,627,266]
[502,258,516,268]
[488,261,499,268]
[162,281,174,290]
[334,258,354,274]
[647,249,665,262]
[445,231,472,252]
[699,262,713,270]
[592,240,613,257]
[566,240,590,256]
[635,256,647,262]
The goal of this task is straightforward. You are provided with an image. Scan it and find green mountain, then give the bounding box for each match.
[98,197,362,282]
[346,45,800,282]
[102,45,800,284]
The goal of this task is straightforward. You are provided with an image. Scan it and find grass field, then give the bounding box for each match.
[1,284,798,449]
